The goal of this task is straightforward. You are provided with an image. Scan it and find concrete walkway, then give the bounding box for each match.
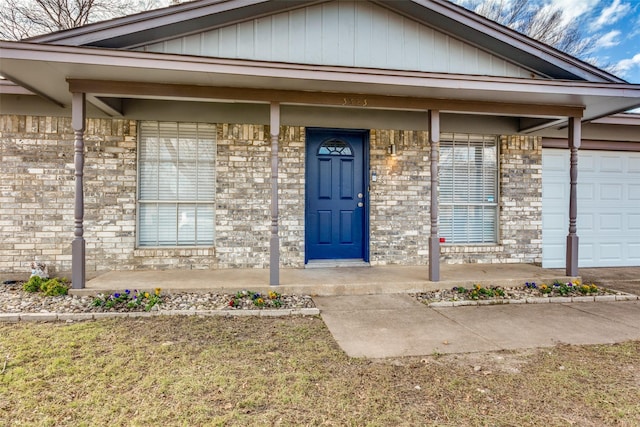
[76,263,574,296]
[314,295,640,358]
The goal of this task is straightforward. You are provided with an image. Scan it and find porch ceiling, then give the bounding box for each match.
[1,41,640,127]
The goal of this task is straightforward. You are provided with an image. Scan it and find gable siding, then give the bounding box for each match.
[136,1,540,78]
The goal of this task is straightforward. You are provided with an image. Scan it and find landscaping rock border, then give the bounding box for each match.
[0,282,318,322]
[412,284,639,308]
[423,293,638,308]
[0,308,321,323]
[1,280,639,323]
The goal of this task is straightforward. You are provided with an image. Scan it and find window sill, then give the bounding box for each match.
[440,245,504,253]
[134,247,214,257]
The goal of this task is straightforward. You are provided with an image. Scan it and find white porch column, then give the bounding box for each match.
[269,102,280,286]
[71,92,86,289]
[566,117,581,276]
[428,110,440,281]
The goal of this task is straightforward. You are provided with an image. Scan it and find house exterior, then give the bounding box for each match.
[0,0,639,288]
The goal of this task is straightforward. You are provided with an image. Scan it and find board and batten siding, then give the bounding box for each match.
[136,1,540,78]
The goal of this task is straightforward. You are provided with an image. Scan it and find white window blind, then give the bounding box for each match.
[439,134,498,244]
[138,121,215,246]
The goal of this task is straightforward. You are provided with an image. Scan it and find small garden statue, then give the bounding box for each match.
[30,260,49,279]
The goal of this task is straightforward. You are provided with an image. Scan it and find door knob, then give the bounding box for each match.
[357,202,364,207]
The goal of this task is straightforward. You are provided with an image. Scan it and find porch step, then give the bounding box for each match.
[305,259,371,269]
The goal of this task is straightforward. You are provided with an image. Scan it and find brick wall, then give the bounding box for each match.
[439,134,542,264]
[213,124,305,269]
[1,114,543,276]
[369,130,430,265]
[0,115,138,276]
[278,126,306,267]
[368,131,542,265]
[214,124,270,268]
[498,135,543,264]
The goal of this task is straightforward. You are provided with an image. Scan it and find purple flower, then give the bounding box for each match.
[125,289,131,295]
[114,293,120,298]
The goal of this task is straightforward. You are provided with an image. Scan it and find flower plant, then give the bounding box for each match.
[526,279,600,297]
[228,290,283,309]
[453,284,506,300]
[92,288,163,312]
[447,279,606,302]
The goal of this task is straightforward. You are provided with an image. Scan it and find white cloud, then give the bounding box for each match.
[590,0,632,31]
[593,30,622,48]
[549,0,600,24]
[631,14,640,38]
[612,53,640,77]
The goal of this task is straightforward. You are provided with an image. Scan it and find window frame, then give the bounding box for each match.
[136,121,216,248]
[438,133,499,244]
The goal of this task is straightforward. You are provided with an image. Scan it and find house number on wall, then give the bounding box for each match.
[342,98,368,107]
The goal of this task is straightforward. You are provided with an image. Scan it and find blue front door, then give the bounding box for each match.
[305,128,368,261]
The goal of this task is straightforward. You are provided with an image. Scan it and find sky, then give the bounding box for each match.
[454,0,640,84]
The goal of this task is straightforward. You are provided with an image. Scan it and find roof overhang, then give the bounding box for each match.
[1,41,639,129]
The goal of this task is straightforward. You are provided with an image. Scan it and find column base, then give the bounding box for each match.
[270,236,280,286]
[428,236,440,282]
[72,238,85,289]
[566,234,579,277]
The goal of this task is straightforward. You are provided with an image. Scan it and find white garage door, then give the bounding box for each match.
[542,149,640,268]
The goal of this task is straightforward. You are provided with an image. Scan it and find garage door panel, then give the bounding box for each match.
[579,242,595,265]
[546,185,568,200]
[599,243,623,261]
[600,183,623,201]
[544,213,566,231]
[578,213,594,232]
[578,183,595,200]
[599,214,622,231]
[544,243,566,268]
[600,155,623,172]
[544,153,567,170]
[543,149,640,268]
[579,154,596,171]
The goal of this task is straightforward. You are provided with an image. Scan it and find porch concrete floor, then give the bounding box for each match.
[73,263,575,296]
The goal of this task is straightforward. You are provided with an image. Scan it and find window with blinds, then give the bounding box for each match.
[138,121,216,246]
[439,134,498,244]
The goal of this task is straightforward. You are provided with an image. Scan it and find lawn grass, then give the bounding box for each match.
[1,316,639,426]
